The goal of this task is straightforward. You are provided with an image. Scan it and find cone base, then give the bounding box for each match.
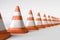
[51,24,56,26]
[25,26,38,30]
[0,32,11,40]
[7,28,28,34]
[50,24,54,26]
[55,24,59,25]
[48,24,56,26]
[42,24,49,28]
[36,25,45,28]
[46,24,52,27]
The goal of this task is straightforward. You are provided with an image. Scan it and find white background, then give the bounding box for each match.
[0,0,60,40]
[0,0,60,28]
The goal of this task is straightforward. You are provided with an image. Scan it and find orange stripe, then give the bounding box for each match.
[51,16,54,18]
[37,12,40,16]
[36,18,41,21]
[44,14,46,17]
[0,15,2,19]
[48,15,50,18]
[27,17,34,20]
[12,16,22,20]
[47,19,51,21]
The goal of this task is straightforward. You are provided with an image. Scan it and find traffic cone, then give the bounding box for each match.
[54,18,59,25]
[7,6,28,34]
[56,18,60,25]
[47,15,52,27]
[51,16,57,26]
[55,17,60,25]
[53,17,59,25]
[0,13,11,40]
[25,10,38,30]
[35,12,44,28]
[42,13,48,28]
[58,18,60,24]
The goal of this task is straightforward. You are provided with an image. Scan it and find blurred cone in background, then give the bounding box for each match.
[7,6,28,34]
[25,10,38,30]
[0,13,11,40]
[47,15,52,27]
[55,17,60,25]
[56,18,60,25]
[52,17,60,25]
[42,13,48,28]
[58,18,60,24]
[35,12,44,28]
[51,16,57,26]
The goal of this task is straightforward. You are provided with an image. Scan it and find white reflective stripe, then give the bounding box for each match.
[35,21,42,25]
[47,17,50,19]
[14,12,21,16]
[26,21,35,26]
[53,21,56,23]
[42,17,45,19]
[57,22,60,23]
[41,17,46,21]
[51,20,58,24]
[51,21,55,24]
[36,16,41,18]
[28,14,33,17]
[10,20,24,28]
[47,21,52,24]
[0,19,6,30]
[42,21,47,24]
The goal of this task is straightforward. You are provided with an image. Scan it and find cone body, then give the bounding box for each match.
[0,14,11,40]
[35,12,44,28]
[51,16,57,26]
[56,18,60,24]
[42,14,48,28]
[25,10,38,30]
[47,15,52,27]
[8,6,28,34]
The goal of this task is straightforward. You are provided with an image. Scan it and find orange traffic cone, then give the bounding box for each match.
[25,10,38,30]
[51,16,57,26]
[53,17,59,25]
[7,6,28,34]
[55,17,60,25]
[56,18,60,25]
[35,12,44,28]
[42,13,48,28]
[47,15,52,27]
[0,13,11,40]
[58,18,60,24]
[57,18,60,25]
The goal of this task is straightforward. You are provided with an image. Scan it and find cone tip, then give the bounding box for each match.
[37,12,40,16]
[48,15,50,18]
[51,16,54,18]
[29,10,32,14]
[15,6,20,12]
[44,13,46,17]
